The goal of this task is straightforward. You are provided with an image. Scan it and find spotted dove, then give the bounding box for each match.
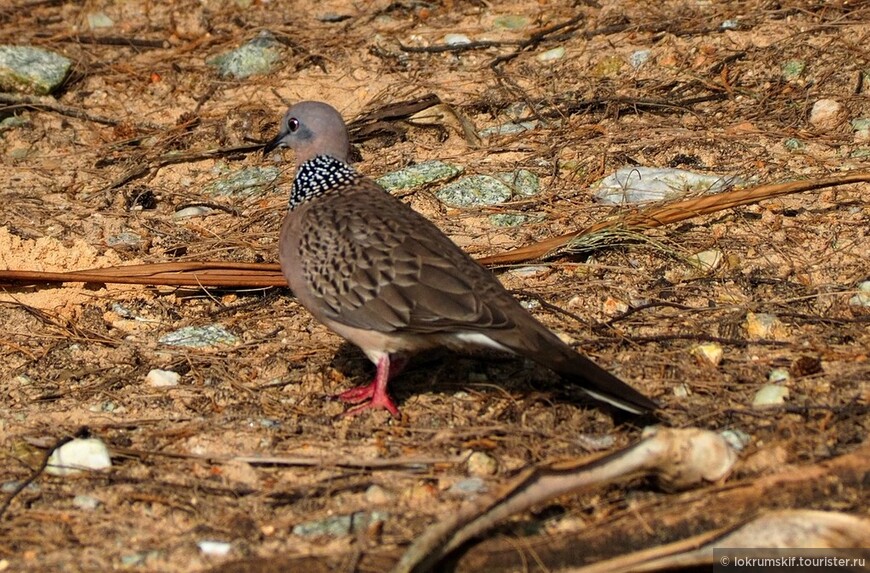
[264,101,658,417]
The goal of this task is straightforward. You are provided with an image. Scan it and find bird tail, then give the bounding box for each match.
[492,321,659,414]
[549,349,659,414]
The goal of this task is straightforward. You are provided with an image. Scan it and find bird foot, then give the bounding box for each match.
[334,354,404,418]
[340,391,401,418]
[335,383,376,404]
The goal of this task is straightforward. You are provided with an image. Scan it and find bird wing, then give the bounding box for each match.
[295,178,517,334]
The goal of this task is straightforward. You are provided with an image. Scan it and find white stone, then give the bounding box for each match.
[602,296,629,316]
[692,342,724,366]
[173,206,214,219]
[849,281,870,307]
[687,249,723,272]
[752,384,789,407]
[466,451,498,476]
[537,46,566,62]
[365,484,394,505]
[673,384,692,398]
[443,34,471,46]
[768,368,791,384]
[197,540,232,556]
[46,438,112,476]
[809,99,846,131]
[146,368,180,387]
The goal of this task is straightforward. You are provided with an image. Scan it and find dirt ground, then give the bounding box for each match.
[1,1,868,571]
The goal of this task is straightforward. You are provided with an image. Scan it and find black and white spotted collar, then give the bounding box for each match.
[290,155,359,209]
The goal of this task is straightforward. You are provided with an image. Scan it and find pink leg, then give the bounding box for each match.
[336,354,408,417]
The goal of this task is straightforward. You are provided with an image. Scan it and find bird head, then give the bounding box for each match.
[263,101,351,165]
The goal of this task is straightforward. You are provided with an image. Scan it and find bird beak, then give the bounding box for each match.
[262,133,284,156]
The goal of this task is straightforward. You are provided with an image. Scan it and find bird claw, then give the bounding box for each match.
[334,380,401,417]
[335,383,376,404]
[341,394,401,418]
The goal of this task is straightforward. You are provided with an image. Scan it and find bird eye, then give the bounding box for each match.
[287,118,300,132]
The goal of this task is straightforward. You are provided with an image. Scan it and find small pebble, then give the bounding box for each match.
[449,477,487,496]
[629,50,651,69]
[687,249,722,272]
[173,206,215,219]
[207,31,281,79]
[720,429,752,452]
[120,551,160,567]
[752,384,789,407]
[1,480,39,494]
[197,540,232,557]
[493,15,529,29]
[849,280,870,307]
[602,297,629,316]
[692,342,723,366]
[851,118,870,132]
[781,60,805,81]
[673,384,692,398]
[86,11,114,29]
[744,312,785,339]
[809,98,846,131]
[768,367,791,384]
[784,137,805,151]
[111,302,135,319]
[466,451,498,476]
[46,438,112,476]
[592,55,623,77]
[146,368,180,388]
[365,484,394,505]
[537,46,565,62]
[257,418,281,429]
[443,33,471,46]
[72,494,101,510]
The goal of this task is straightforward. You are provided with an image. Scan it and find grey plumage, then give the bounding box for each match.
[266,101,658,417]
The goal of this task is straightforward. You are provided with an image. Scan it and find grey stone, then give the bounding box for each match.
[377,160,462,192]
[292,511,388,537]
[207,31,282,79]
[0,45,71,94]
[204,166,279,197]
[158,324,240,348]
[435,175,512,207]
